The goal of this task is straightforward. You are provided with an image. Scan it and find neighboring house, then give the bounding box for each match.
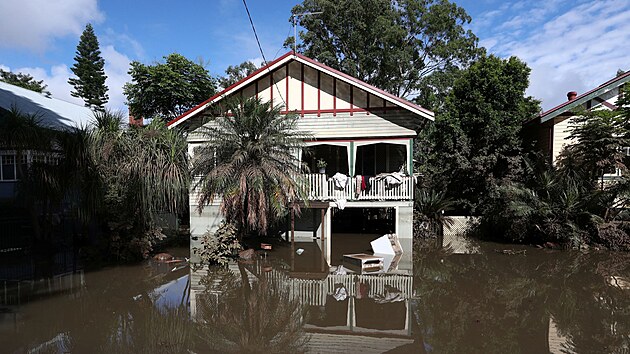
[524,71,630,169]
[0,81,93,199]
[168,52,435,268]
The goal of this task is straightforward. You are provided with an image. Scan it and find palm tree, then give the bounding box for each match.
[191,97,307,237]
[89,110,190,258]
[414,187,455,238]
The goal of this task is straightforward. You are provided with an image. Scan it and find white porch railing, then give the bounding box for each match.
[190,173,414,205]
[299,173,414,201]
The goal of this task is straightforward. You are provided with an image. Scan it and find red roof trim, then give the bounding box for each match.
[167,52,294,127]
[168,51,433,127]
[304,136,411,143]
[538,70,630,120]
[294,53,432,116]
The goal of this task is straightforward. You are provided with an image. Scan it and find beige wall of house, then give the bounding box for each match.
[542,84,625,164]
[550,117,576,163]
[189,203,222,263]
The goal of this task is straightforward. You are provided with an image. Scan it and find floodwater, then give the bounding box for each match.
[2,241,630,353]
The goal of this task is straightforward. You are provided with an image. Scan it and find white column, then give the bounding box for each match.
[325,206,331,265]
[405,139,413,176]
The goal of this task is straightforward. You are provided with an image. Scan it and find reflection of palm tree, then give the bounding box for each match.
[100,305,192,354]
[191,97,306,237]
[196,266,310,353]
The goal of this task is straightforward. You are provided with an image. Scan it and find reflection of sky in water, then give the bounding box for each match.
[151,274,189,309]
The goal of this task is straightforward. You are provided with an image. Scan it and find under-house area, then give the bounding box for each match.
[330,207,396,265]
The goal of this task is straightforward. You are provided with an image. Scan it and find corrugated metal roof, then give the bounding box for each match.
[0,81,94,130]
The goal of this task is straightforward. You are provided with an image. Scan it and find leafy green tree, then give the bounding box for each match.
[191,97,306,237]
[218,61,258,90]
[68,24,109,110]
[0,69,51,96]
[124,53,216,122]
[287,0,479,100]
[559,89,630,187]
[421,54,540,213]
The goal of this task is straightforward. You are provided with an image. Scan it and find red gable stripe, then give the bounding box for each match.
[167,51,433,127]
[167,52,294,127]
[294,53,433,116]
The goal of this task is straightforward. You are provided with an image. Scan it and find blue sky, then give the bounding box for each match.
[1,0,629,112]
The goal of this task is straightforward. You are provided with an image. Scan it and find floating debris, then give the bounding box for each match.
[494,249,526,255]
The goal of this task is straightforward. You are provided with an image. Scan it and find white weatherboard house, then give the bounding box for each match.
[0,81,94,199]
[169,52,434,267]
[525,71,630,168]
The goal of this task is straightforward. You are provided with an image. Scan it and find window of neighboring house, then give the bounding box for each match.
[1,154,17,181]
[0,151,61,181]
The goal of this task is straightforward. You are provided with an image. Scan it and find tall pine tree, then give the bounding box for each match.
[68,24,109,110]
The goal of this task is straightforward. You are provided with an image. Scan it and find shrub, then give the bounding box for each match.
[596,223,630,251]
[193,221,241,266]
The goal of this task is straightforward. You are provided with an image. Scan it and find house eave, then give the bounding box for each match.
[167,52,434,129]
[537,71,630,124]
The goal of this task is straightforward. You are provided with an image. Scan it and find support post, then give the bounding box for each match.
[321,208,326,272]
[291,206,295,243]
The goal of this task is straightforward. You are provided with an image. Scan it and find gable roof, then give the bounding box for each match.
[538,71,630,124]
[167,52,434,129]
[0,81,94,130]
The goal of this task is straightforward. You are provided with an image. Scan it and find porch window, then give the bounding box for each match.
[355,143,406,176]
[302,145,349,175]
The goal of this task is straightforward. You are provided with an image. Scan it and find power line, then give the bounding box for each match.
[241,0,286,107]
[273,23,294,60]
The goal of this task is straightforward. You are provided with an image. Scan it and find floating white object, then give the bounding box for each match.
[296,248,304,255]
[342,253,384,273]
[370,234,403,255]
[378,252,402,272]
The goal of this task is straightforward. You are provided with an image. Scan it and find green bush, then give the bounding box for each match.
[193,221,241,266]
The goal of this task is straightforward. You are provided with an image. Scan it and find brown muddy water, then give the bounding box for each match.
[1,241,630,353]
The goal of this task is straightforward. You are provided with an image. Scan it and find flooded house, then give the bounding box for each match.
[0,81,94,200]
[168,52,435,268]
[524,70,630,171]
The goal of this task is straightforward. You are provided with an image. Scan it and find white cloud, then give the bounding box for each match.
[102,28,145,59]
[247,57,265,68]
[10,64,83,105]
[480,0,630,109]
[101,45,132,112]
[3,46,131,112]
[0,0,104,52]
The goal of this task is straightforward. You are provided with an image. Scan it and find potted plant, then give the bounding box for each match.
[316,158,327,174]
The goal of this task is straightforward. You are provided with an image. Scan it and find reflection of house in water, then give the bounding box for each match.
[190,255,418,353]
[1,248,84,312]
[0,267,85,339]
